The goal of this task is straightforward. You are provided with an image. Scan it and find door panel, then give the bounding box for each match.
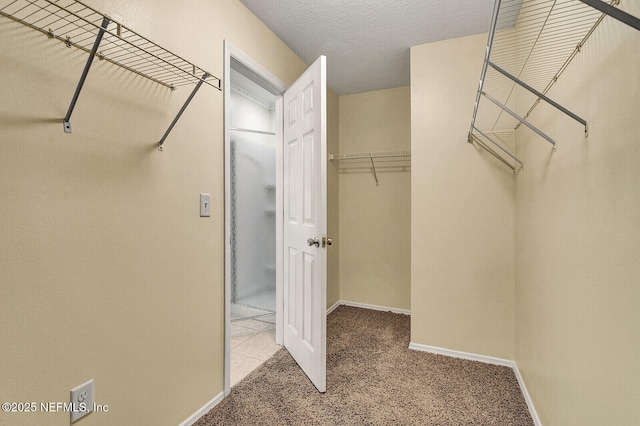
[283,55,327,393]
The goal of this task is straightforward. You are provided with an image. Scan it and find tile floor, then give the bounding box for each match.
[230,318,280,387]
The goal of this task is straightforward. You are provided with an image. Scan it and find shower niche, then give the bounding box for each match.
[229,59,278,323]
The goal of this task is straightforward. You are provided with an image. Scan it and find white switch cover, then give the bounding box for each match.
[200,193,211,217]
[70,379,94,423]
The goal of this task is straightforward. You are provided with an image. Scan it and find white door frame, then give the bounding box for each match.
[223,41,288,396]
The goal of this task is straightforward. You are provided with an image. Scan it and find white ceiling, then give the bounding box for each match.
[239,0,493,95]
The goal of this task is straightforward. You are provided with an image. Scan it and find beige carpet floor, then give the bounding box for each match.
[196,305,533,425]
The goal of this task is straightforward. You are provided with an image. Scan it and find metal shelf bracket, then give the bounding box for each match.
[369,154,379,186]
[0,0,222,141]
[63,17,110,133]
[488,61,588,136]
[481,92,556,147]
[158,73,210,151]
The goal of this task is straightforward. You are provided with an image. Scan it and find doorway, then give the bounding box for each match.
[224,41,328,395]
[224,42,288,395]
[228,71,277,386]
[228,61,277,323]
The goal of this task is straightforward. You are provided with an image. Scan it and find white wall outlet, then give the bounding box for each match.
[70,379,94,423]
[200,193,211,217]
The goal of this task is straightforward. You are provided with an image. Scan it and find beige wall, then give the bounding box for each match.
[410,34,515,359]
[338,87,411,311]
[326,88,341,309]
[514,2,640,424]
[0,1,306,425]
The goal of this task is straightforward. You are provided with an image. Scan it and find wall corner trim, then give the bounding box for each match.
[408,343,541,425]
[179,391,224,426]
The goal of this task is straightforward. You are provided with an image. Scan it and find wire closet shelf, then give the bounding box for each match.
[329,150,411,162]
[468,0,639,174]
[0,0,220,90]
[0,0,222,146]
[329,150,411,186]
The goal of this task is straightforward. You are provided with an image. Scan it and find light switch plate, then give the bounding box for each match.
[200,193,211,217]
[70,379,94,423]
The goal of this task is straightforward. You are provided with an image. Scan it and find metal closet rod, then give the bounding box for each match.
[230,127,277,136]
[470,137,516,174]
[469,126,523,175]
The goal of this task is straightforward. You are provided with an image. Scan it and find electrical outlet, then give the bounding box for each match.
[70,379,94,423]
[200,193,211,217]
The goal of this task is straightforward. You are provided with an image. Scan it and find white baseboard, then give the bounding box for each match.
[326,300,342,315]
[179,391,224,426]
[408,342,513,367]
[512,363,542,426]
[408,342,540,425]
[332,300,411,315]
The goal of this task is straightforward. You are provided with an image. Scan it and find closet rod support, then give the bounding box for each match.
[481,92,556,147]
[158,73,210,151]
[370,154,379,186]
[578,0,640,31]
[488,61,588,133]
[63,17,110,133]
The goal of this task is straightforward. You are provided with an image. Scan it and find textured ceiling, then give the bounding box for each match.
[239,0,493,95]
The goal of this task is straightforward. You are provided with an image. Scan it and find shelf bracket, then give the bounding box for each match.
[158,73,210,151]
[488,61,588,135]
[63,17,110,133]
[370,154,379,186]
[578,0,640,31]
[481,92,557,148]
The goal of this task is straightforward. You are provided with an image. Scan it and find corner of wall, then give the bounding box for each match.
[409,33,516,361]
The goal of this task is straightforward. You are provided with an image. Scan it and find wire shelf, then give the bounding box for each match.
[329,150,411,185]
[329,150,411,162]
[468,0,639,173]
[0,0,221,90]
[477,0,604,133]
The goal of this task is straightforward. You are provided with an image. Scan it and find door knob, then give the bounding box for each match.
[307,237,320,247]
[322,237,332,247]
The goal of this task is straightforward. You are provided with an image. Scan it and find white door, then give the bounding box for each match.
[283,56,327,392]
